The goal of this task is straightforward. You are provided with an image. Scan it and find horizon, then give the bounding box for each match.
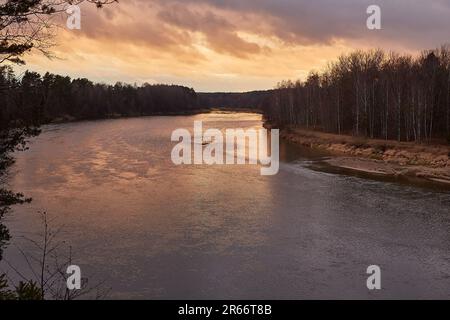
[12,44,448,94]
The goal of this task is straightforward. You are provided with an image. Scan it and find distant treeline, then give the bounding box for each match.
[262,46,450,143]
[0,67,198,127]
[3,46,450,145]
[198,91,272,110]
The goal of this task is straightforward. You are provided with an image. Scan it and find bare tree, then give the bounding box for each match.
[1,211,110,300]
[264,46,450,144]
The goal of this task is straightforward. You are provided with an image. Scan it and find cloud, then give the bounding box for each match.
[77,0,450,57]
[20,0,450,91]
[157,4,263,58]
[159,0,450,49]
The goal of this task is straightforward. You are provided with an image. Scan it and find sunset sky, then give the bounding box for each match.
[17,0,450,92]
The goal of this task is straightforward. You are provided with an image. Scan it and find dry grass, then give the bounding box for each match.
[281,126,450,168]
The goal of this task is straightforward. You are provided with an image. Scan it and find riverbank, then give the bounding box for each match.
[48,109,214,124]
[267,123,450,185]
[49,108,262,124]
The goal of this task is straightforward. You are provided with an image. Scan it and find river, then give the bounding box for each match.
[2,112,450,299]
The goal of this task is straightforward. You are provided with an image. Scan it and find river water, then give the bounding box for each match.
[2,112,450,299]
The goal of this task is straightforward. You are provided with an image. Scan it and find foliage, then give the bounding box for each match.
[198,91,272,110]
[1,274,44,300]
[1,67,199,124]
[0,274,15,300]
[14,281,44,300]
[1,212,110,300]
[1,0,116,301]
[0,0,117,64]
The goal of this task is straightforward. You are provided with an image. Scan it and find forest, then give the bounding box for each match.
[198,91,271,110]
[262,47,450,143]
[0,67,199,127]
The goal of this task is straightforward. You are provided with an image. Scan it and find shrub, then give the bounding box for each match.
[353,138,369,149]
[0,274,43,300]
[374,144,388,153]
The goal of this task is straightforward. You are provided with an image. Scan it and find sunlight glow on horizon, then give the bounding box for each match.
[15,0,450,92]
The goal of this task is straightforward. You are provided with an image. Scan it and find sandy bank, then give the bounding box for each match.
[270,124,450,185]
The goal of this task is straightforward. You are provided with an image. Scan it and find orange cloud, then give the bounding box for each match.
[16,0,449,91]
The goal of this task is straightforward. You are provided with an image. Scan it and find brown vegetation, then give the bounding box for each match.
[277,125,450,183]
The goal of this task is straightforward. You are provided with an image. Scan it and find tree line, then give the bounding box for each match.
[262,46,450,143]
[0,67,199,127]
[198,91,272,110]
[1,0,118,300]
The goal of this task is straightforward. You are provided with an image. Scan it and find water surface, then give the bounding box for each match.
[2,112,450,299]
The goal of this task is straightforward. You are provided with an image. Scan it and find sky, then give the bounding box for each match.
[17,0,450,92]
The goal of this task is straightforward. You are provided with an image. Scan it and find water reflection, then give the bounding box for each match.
[2,112,450,299]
